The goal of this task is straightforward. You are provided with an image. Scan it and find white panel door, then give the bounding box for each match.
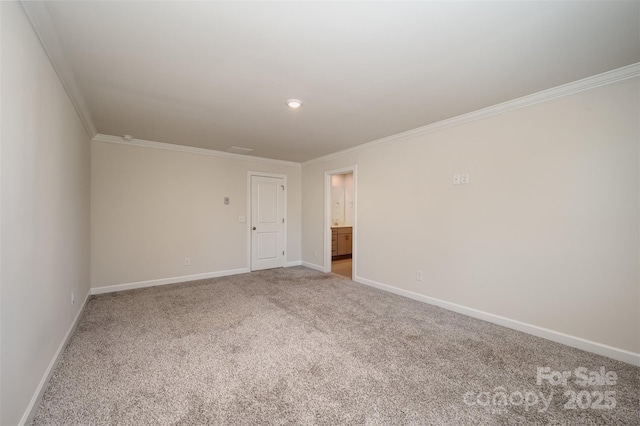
[251,176,285,271]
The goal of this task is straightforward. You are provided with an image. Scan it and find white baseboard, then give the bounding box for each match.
[354,275,640,367]
[301,261,325,272]
[20,291,91,425]
[286,260,302,267]
[90,268,250,295]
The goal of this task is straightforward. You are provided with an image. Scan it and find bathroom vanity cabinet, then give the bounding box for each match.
[331,226,352,257]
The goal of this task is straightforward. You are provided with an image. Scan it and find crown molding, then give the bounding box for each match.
[21,1,97,138]
[303,63,640,166]
[93,134,302,168]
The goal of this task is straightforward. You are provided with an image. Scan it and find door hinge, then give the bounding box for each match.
[281,185,285,190]
[282,218,285,223]
[282,251,285,255]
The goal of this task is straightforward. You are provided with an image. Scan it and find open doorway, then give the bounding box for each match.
[324,166,357,280]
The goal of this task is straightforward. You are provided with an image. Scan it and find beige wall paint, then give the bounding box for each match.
[91,141,301,289]
[0,3,91,424]
[302,77,640,354]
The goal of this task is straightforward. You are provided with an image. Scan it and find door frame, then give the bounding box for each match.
[247,171,288,271]
[324,165,357,277]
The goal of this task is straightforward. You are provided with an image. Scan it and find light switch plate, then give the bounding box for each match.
[461,173,469,184]
[453,174,461,185]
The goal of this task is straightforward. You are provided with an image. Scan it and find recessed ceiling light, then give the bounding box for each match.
[286,99,303,109]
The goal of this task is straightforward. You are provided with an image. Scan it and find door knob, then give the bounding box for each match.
[252,227,256,230]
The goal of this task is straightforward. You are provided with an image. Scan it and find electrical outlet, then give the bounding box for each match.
[461,173,469,184]
[416,271,423,281]
[71,291,75,304]
[453,174,461,185]
[184,257,191,266]
[313,249,318,257]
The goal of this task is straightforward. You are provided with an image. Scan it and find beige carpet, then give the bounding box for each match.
[32,267,639,424]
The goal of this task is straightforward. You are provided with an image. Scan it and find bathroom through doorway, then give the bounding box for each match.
[324,166,357,280]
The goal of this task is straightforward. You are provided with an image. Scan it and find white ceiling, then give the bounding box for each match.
[43,1,639,162]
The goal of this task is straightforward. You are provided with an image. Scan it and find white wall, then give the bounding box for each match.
[344,172,354,226]
[330,173,354,226]
[91,139,301,290]
[330,175,345,225]
[1,3,91,424]
[302,77,640,357]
